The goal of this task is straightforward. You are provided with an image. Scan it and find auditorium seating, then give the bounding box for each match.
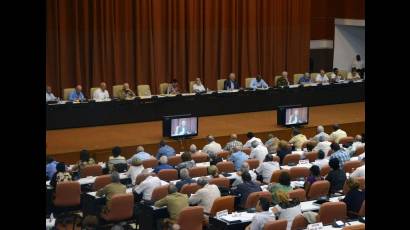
[90,87,98,98]
[317,202,347,225]
[244,191,272,209]
[344,160,362,173]
[137,85,151,96]
[288,188,306,202]
[180,183,201,196]
[270,169,289,183]
[304,151,318,162]
[112,84,123,98]
[151,185,169,202]
[283,154,301,165]
[264,219,287,230]
[157,169,178,181]
[159,83,169,94]
[188,167,208,178]
[177,206,204,230]
[142,159,158,169]
[216,161,235,173]
[100,194,135,225]
[63,88,74,100]
[81,165,103,178]
[307,180,330,200]
[293,74,304,85]
[245,159,260,170]
[217,79,226,91]
[209,196,235,216]
[289,167,310,180]
[209,177,230,188]
[93,174,112,191]
[168,156,182,166]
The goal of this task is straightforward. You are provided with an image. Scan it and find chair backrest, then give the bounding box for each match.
[102,194,134,222]
[291,214,308,230]
[217,79,226,91]
[339,137,354,146]
[272,155,280,163]
[157,169,179,182]
[288,188,306,202]
[270,169,290,183]
[217,151,230,159]
[112,84,123,98]
[54,181,81,207]
[343,177,365,195]
[142,159,158,169]
[307,180,330,200]
[283,154,301,166]
[342,224,365,230]
[318,202,347,225]
[135,173,150,185]
[320,165,331,177]
[210,195,235,216]
[159,83,169,94]
[244,191,272,209]
[189,81,195,93]
[191,154,209,163]
[289,167,310,180]
[343,160,362,173]
[245,159,260,170]
[177,206,204,230]
[188,167,208,178]
[310,73,319,79]
[180,183,201,196]
[354,146,365,156]
[243,148,252,155]
[168,156,182,166]
[63,88,75,100]
[293,74,304,85]
[90,87,98,99]
[216,161,235,173]
[93,175,112,191]
[338,70,348,80]
[263,219,287,230]
[245,78,256,88]
[304,152,318,162]
[358,200,365,217]
[274,75,282,86]
[81,165,103,178]
[137,84,151,96]
[151,185,169,202]
[209,177,230,188]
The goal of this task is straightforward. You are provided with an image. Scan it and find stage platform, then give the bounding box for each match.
[46,102,365,164]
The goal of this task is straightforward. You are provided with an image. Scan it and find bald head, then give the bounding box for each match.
[123,83,130,90]
[136,146,144,153]
[207,135,215,143]
[355,135,362,142]
[317,125,324,133]
[282,71,288,77]
[75,85,82,92]
[240,162,250,173]
[100,82,107,90]
[230,134,238,141]
[229,73,236,81]
[189,144,197,154]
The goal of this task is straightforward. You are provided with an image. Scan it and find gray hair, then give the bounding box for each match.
[197,176,209,186]
[159,156,168,164]
[136,146,144,153]
[355,135,362,141]
[111,171,120,183]
[240,162,250,173]
[179,168,190,179]
[168,184,178,194]
[317,125,324,133]
[251,140,259,148]
[233,145,242,152]
[189,144,197,153]
[207,135,215,143]
[230,134,238,140]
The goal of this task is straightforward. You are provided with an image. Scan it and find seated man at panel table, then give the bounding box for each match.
[245,197,276,230]
[202,135,222,155]
[329,142,350,169]
[68,85,86,102]
[250,74,269,89]
[224,134,243,152]
[276,71,290,88]
[232,162,258,188]
[119,82,136,100]
[347,68,362,81]
[153,156,174,174]
[156,139,176,159]
[311,125,330,142]
[330,68,343,83]
[154,184,189,225]
[127,146,154,164]
[244,132,263,149]
[223,72,240,90]
[93,82,110,101]
[315,69,329,84]
[233,171,262,208]
[250,141,268,164]
[96,172,126,212]
[107,146,127,173]
[175,168,195,191]
[46,85,58,102]
[189,177,221,213]
[192,77,206,93]
[166,78,181,95]
[133,173,162,202]
[255,154,280,184]
[329,124,347,144]
[298,72,311,85]
[288,128,308,150]
[228,146,249,171]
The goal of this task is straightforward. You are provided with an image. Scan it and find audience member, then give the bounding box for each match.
[289,128,307,150]
[157,139,176,159]
[244,132,263,148]
[154,184,189,224]
[304,165,323,194]
[312,150,329,169]
[264,134,279,154]
[271,190,302,230]
[208,165,224,178]
[127,146,153,164]
[342,177,365,218]
[312,135,332,156]
[326,158,347,194]
[232,162,257,187]
[46,156,58,180]
[268,171,293,204]
[228,146,249,171]
[255,154,280,184]
[233,171,262,208]
[311,125,330,142]
[276,140,291,165]
[245,197,276,230]
[202,135,222,154]
[329,124,347,143]
[329,142,350,169]
[107,146,127,173]
[250,140,268,164]
[350,158,365,178]
[134,173,162,201]
[50,162,72,189]
[71,150,96,175]
[176,168,195,191]
[208,150,222,165]
[127,158,146,185]
[176,152,195,171]
[153,156,174,174]
[96,172,126,212]
[189,177,221,213]
[224,134,243,152]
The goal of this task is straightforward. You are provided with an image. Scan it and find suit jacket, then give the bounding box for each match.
[223,79,239,90]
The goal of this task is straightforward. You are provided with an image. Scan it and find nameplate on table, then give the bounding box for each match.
[216,209,229,219]
[299,160,309,165]
[307,222,323,230]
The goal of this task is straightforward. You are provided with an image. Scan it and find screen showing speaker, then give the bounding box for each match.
[163,114,198,138]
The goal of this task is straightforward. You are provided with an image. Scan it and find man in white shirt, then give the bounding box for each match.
[348,135,365,155]
[192,77,206,93]
[347,68,361,81]
[46,85,58,102]
[202,135,222,154]
[250,141,268,164]
[188,177,221,213]
[352,54,364,77]
[329,124,347,143]
[255,154,280,183]
[312,136,332,156]
[330,68,343,83]
[315,69,329,83]
[350,158,365,178]
[312,150,329,169]
[133,174,162,201]
[231,162,257,188]
[243,132,263,149]
[93,82,110,101]
[311,125,330,142]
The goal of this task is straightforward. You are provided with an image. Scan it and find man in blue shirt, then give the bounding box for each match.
[46,156,58,180]
[156,140,176,159]
[250,75,269,89]
[153,156,175,174]
[127,146,153,164]
[228,146,249,171]
[68,85,86,101]
[298,72,311,85]
[329,142,351,169]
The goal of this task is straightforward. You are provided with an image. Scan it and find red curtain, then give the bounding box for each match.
[47,0,311,96]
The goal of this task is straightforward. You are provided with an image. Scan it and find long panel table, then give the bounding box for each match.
[47,82,364,130]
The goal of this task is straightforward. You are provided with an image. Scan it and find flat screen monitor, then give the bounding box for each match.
[163,115,198,138]
[277,105,309,127]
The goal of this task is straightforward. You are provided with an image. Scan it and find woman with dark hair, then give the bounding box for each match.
[342,177,365,218]
[304,165,323,194]
[71,149,96,175]
[177,152,195,171]
[277,140,292,165]
[268,171,293,204]
[167,78,180,95]
[108,146,127,173]
[325,158,346,194]
[50,162,72,189]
